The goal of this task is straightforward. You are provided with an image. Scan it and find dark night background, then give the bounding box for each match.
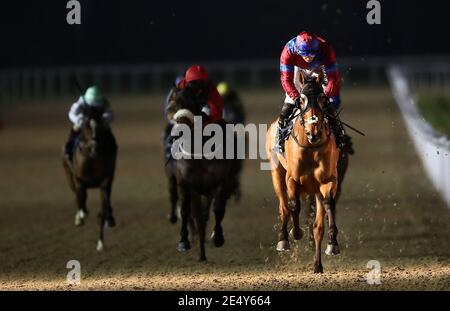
[1,0,449,68]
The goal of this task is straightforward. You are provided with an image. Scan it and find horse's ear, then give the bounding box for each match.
[166,98,177,121]
[299,70,305,86]
[300,94,308,110]
[316,69,324,85]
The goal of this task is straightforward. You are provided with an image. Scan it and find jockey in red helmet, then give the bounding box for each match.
[276,31,349,154]
[175,65,223,123]
[162,65,224,162]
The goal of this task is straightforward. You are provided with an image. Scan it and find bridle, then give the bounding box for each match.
[289,82,331,149]
[78,117,100,158]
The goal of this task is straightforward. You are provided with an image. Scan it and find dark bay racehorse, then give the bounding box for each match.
[62,106,118,251]
[266,72,348,273]
[163,85,242,261]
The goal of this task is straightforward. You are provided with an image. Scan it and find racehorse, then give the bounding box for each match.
[163,85,241,261]
[62,106,118,251]
[266,71,343,273]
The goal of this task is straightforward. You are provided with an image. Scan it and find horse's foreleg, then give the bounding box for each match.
[168,175,178,224]
[320,182,339,256]
[74,184,87,227]
[313,195,326,273]
[96,183,115,252]
[101,182,115,227]
[271,169,289,251]
[211,186,230,248]
[324,197,339,256]
[195,195,211,261]
[177,185,191,252]
[287,178,302,241]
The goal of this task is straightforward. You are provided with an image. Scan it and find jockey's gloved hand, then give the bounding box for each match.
[76,117,86,129]
[201,105,211,122]
[294,97,301,109]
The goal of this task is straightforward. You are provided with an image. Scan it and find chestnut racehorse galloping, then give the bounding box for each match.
[266,72,341,273]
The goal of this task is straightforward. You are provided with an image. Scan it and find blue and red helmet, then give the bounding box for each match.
[296,32,320,56]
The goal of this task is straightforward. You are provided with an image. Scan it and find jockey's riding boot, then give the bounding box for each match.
[323,104,346,150]
[164,123,175,162]
[275,102,295,154]
[64,128,79,162]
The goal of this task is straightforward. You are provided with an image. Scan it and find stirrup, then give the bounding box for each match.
[274,126,286,154]
[274,141,285,154]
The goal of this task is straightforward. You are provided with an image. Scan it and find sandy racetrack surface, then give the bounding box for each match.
[0,87,449,290]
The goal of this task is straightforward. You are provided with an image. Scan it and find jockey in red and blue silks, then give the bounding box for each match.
[276,31,348,154]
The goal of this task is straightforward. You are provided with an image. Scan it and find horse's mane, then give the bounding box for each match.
[301,77,323,96]
[82,105,103,122]
[175,82,209,112]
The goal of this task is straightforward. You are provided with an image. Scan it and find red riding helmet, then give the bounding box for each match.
[185,65,209,83]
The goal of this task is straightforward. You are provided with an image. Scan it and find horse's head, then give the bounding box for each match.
[167,81,208,126]
[297,71,329,145]
[79,106,105,158]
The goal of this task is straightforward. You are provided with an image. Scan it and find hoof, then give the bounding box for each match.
[74,210,86,226]
[74,216,84,227]
[276,240,290,251]
[325,244,340,256]
[289,227,303,240]
[168,213,177,224]
[211,230,225,247]
[314,263,323,273]
[96,240,104,252]
[177,241,191,252]
[105,216,116,228]
[199,256,207,262]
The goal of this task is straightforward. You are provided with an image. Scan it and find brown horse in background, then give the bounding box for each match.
[163,85,242,261]
[62,106,118,251]
[266,72,344,273]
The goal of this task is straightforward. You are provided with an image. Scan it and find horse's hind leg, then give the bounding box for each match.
[167,175,178,224]
[74,184,87,227]
[304,195,316,248]
[271,168,290,251]
[335,151,349,203]
[287,178,302,241]
[313,195,326,273]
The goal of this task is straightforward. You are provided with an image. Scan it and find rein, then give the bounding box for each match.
[290,112,331,149]
[291,131,331,149]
